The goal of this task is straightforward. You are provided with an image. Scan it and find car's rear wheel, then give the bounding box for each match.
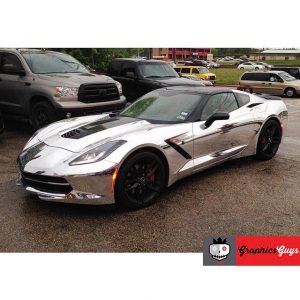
[31,101,56,130]
[256,119,281,160]
[285,87,296,98]
[115,151,166,209]
[255,67,259,70]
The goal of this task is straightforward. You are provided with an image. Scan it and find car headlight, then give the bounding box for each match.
[115,81,123,95]
[69,140,127,166]
[55,86,79,97]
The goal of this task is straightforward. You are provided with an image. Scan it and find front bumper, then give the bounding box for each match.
[54,96,127,119]
[17,167,117,205]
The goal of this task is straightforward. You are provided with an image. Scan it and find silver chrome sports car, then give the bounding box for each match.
[18,87,288,209]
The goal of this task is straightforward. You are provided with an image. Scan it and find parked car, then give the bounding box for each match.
[239,70,300,97]
[17,87,288,209]
[206,61,220,68]
[271,67,300,80]
[192,60,209,67]
[0,110,4,134]
[237,62,265,70]
[180,75,213,86]
[174,66,216,83]
[107,58,205,101]
[0,49,126,129]
[255,62,273,70]
[176,60,193,66]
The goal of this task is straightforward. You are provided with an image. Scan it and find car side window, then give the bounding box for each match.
[289,69,298,77]
[201,93,239,121]
[119,62,136,78]
[108,61,121,76]
[192,68,199,74]
[0,52,24,73]
[174,67,181,73]
[181,67,191,74]
[234,92,250,107]
[269,74,283,82]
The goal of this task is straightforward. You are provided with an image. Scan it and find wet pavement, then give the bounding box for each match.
[0,98,300,252]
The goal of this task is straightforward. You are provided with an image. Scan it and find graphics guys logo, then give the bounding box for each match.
[203,236,236,266]
[209,237,230,261]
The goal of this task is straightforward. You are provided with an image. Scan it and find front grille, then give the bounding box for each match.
[209,76,216,80]
[78,83,119,103]
[21,171,72,194]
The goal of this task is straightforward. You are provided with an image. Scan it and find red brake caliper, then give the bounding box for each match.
[261,135,266,145]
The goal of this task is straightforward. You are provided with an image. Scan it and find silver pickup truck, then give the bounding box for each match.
[0,49,126,129]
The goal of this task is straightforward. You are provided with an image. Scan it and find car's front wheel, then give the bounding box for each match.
[31,101,56,130]
[256,119,281,160]
[115,151,167,209]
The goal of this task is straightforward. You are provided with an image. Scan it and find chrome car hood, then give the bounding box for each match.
[36,115,181,153]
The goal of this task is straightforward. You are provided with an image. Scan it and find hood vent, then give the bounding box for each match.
[61,129,82,139]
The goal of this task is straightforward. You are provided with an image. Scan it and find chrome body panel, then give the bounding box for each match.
[17,89,288,205]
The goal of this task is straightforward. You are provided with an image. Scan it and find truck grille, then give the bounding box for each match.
[21,171,72,194]
[78,83,119,103]
[209,76,216,80]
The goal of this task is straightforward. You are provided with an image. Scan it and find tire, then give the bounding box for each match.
[256,119,281,161]
[31,101,56,130]
[255,67,259,70]
[244,87,253,93]
[240,67,244,70]
[285,87,296,98]
[115,151,167,209]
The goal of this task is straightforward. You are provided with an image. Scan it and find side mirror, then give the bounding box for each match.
[204,112,230,128]
[2,64,26,76]
[125,71,136,79]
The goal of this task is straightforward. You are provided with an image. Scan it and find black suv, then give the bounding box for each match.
[107,58,205,101]
[271,67,300,79]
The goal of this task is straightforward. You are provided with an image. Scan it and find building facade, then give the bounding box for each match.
[250,49,300,61]
[152,48,211,61]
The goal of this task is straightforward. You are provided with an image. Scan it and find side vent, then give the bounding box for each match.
[247,103,263,108]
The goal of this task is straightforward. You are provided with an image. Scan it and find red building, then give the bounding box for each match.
[152,48,211,61]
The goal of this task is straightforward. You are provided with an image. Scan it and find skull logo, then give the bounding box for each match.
[209,238,230,261]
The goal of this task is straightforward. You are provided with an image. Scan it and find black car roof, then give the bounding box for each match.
[112,58,166,63]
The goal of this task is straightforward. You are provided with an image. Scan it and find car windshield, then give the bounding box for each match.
[139,62,179,78]
[21,52,89,74]
[279,71,296,81]
[198,67,209,74]
[120,90,201,123]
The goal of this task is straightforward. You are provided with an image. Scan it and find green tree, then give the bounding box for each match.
[50,48,147,72]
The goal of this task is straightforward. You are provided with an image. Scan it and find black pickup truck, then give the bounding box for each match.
[107,58,206,102]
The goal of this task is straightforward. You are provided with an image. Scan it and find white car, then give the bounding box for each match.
[238,62,265,70]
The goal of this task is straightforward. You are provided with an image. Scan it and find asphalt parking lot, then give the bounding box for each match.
[0,98,300,252]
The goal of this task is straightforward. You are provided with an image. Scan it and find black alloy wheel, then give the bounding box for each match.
[256,119,281,160]
[115,151,166,209]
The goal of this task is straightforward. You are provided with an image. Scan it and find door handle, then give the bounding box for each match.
[25,82,31,86]
[0,78,2,82]
[268,83,272,85]
[262,82,265,85]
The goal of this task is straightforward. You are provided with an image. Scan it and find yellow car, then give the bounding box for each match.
[174,66,216,83]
